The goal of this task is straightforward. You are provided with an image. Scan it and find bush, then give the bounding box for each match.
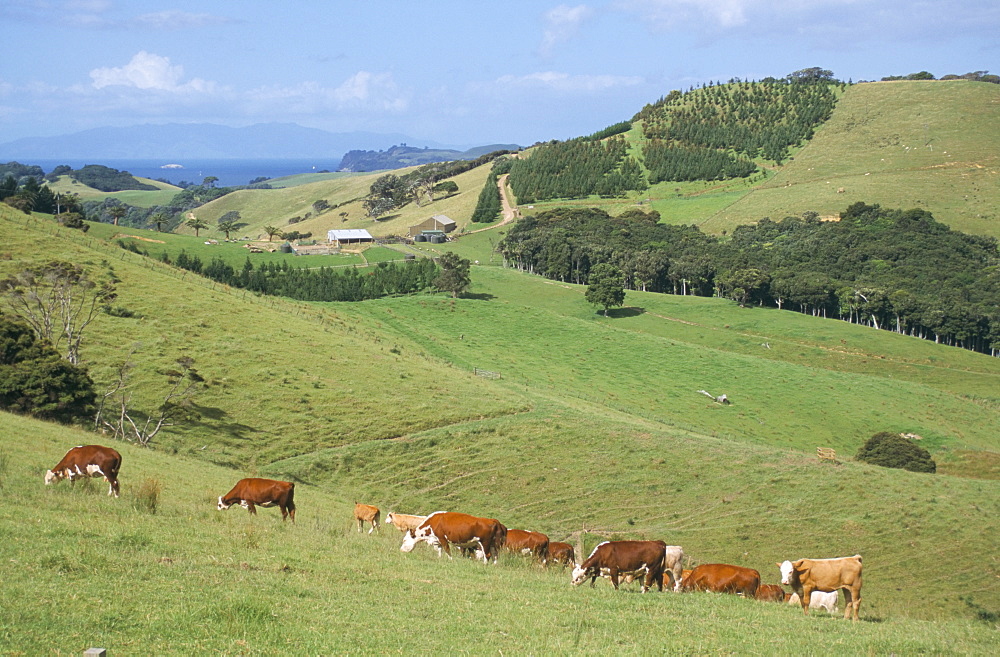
[131,478,163,514]
[855,432,936,473]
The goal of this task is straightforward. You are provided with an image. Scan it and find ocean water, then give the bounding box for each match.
[26,158,342,188]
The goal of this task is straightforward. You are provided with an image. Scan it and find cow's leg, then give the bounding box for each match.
[610,569,620,590]
[589,575,597,588]
[439,538,452,560]
[844,587,860,621]
[800,587,813,615]
[357,518,363,532]
[246,502,256,515]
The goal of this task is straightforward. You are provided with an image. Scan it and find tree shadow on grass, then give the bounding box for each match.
[602,306,645,318]
[461,292,496,301]
[186,402,260,442]
[374,213,402,222]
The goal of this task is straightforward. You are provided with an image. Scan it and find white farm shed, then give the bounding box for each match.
[327,229,374,246]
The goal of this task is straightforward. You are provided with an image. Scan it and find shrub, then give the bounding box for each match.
[855,432,936,473]
[131,478,163,514]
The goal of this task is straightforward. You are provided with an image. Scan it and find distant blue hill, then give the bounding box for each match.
[0,123,466,162]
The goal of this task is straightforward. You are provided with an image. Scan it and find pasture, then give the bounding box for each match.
[0,205,998,652]
[1,416,998,654]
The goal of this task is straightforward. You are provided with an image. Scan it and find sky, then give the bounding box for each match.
[2,0,998,148]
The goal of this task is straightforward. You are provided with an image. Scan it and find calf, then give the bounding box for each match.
[45,445,122,497]
[218,478,296,522]
[386,511,427,535]
[779,555,861,620]
[547,541,576,567]
[504,529,550,562]
[572,540,667,593]
[681,563,760,597]
[787,590,839,613]
[755,583,786,602]
[354,502,381,534]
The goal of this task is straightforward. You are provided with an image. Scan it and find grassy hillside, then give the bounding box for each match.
[1,205,999,651]
[3,418,997,654]
[514,80,1000,239]
[702,80,1000,236]
[178,163,491,240]
[47,175,181,208]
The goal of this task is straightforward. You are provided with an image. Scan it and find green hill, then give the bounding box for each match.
[1,205,998,653]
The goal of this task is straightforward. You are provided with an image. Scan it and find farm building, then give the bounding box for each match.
[408,214,456,237]
[327,229,374,246]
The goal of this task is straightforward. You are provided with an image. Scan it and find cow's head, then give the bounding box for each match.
[400,525,434,553]
[218,495,232,511]
[570,564,590,586]
[44,469,70,485]
[777,560,796,585]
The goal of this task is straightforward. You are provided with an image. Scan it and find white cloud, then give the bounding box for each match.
[540,4,595,55]
[131,11,237,30]
[495,71,643,92]
[245,72,409,114]
[616,0,861,31]
[90,51,213,92]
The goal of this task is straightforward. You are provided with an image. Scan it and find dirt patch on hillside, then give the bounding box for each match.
[113,233,165,243]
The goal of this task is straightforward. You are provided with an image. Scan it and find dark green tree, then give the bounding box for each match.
[433,252,472,298]
[585,263,626,316]
[0,316,97,424]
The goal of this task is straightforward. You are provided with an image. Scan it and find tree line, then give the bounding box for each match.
[162,249,442,302]
[498,203,1000,355]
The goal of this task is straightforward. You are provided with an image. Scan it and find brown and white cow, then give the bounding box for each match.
[354,502,380,534]
[571,540,667,593]
[218,478,296,522]
[547,541,576,567]
[755,583,786,602]
[787,590,839,614]
[779,555,862,620]
[681,563,760,597]
[400,512,506,563]
[45,445,122,497]
[386,511,427,535]
[504,529,550,562]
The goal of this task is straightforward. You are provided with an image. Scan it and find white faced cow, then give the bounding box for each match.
[400,512,506,564]
[779,554,862,621]
[571,540,668,593]
[218,478,296,522]
[45,445,122,497]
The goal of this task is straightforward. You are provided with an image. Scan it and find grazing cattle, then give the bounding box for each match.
[787,590,839,614]
[779,555,862,621]
[217,478,296,522]
[400,512,506,563]
[45,445,122,498]
[681,563,760,597]
[504,529,550,562]
[755,583,786,602]
[386,512,427,534]
[571,540,667,593]
[547,541,576,567]
[354,502,381,534]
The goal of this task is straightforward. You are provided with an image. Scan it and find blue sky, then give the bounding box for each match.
[2,0,998,148]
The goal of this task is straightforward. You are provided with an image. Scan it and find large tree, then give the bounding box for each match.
[433,252,472,298]
[363,174,406,219]
[0,261,116,365]
[186,216,209,237]
[585,263,626,316]
[217,211,247,240]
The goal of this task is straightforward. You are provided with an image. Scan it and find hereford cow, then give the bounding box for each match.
[779,555,862,620]
[45,445,122,497]
[547,541,576,567]
[354,502,381,534]
[787,590,839,614]
[386,512,427,535]
[400,512,506,563]
[504,529,550,562]
[755,583,786,602]
[218,478,296,522]
[681,563,760,597]
[571,540,667,593]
